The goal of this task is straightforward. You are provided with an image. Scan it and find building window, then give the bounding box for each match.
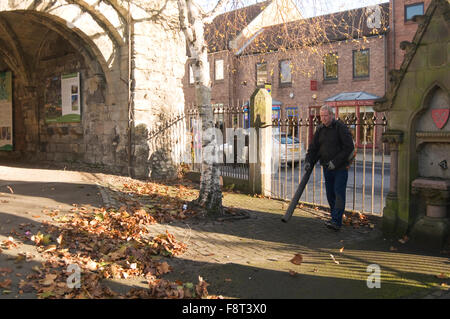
[405,3,424,21]
[215,59,224,81]
[353,49,370,78]
[323,52,338,80]
[279,60,292,86]
[256,62,267,87]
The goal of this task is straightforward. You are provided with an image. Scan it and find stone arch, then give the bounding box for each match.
[420,82,449,115]
[0,16,30,85]
[0,3,130,162]
[410,82,450,181]
[19,10,111,84]
[0,0,129,80]
[411,82,450,134]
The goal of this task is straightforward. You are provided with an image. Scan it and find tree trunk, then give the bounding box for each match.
[178,0,223,216]
[195,85,223,215]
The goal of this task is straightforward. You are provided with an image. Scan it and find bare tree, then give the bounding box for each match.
[176,0,387,215]
[177,0,231,215]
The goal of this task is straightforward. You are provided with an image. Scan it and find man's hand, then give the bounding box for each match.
[326,161,335,170]
[304,162,312,172]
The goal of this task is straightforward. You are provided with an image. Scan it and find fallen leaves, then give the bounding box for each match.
[290,254,303,265]
[156,262,171,275]
[1,236,17,249]
[436,273,449,279]
[0,179,212,299]
[0,268,13,275]
[23,199,201,299]
[342,212,374,229]
[120,181,198,223]
[31,232,52,246]
[40,274,58,286]
[0,279,11,289]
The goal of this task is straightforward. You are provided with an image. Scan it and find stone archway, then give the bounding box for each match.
[0,4,129,170]
[0,0,188,177]
[412,83,450,179]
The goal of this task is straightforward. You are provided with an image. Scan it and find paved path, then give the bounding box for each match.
[0,160,449,299]
[99,174,450,299]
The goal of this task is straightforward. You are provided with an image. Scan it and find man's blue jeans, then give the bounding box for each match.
[323,167,348,227]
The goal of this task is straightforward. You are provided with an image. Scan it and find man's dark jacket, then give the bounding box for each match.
[305,119,355,170]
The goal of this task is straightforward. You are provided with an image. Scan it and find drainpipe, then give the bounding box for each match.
[385,33,388,92]
[392,0,396,70]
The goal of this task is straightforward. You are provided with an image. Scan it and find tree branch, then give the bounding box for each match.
[202,0,230,24]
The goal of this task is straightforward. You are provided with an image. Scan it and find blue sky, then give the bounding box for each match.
[198,0,389,18]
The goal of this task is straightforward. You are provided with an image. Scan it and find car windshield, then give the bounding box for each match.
[274,135,300,144]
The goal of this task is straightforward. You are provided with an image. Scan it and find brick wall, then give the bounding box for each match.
[390,0,432,70]
[183,35,388,150]
[185,36,387,115]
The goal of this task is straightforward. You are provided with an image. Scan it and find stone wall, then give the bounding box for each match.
[132,1,187,178]
[0,0,187,178]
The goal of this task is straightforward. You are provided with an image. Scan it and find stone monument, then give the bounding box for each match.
[374,0,450,248]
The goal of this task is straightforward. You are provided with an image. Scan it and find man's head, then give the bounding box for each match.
[319,105,334,127]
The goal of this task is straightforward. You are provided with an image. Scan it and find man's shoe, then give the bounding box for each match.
[330,223,341,231]
[326,221,341,231]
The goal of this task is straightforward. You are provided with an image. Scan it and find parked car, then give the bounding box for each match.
[219,142,248,164]
[218,130,305,166]
[219,131,249,164]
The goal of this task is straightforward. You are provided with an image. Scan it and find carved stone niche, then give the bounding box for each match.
[415,87,450,180]
[410,87,450,248]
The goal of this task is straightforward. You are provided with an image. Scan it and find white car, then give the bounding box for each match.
[218,131,305,166]
[272,133,306,166]
[219,142,248,164]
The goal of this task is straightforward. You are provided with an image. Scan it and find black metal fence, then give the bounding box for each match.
[154,103,389,216]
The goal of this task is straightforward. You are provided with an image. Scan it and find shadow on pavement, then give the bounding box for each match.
[0,161,448,299]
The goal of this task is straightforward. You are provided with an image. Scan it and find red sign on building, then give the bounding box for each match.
[310,80,317,91]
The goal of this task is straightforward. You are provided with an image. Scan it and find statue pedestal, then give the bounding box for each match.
[410,178,450,249]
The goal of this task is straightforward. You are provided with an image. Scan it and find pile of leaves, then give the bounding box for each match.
[120,182,199,223]
[342,212,375,229]
[18,204,210,299]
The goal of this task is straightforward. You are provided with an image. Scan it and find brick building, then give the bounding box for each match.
[389,0,432,70]
[183,0,432,150]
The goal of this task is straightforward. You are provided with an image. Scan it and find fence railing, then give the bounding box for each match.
[271,114,389,216]
[186,103,250,180]
[151,104,389,216]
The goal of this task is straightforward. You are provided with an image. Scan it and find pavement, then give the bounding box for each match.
[355,153,390,168]
[0,159,449,299]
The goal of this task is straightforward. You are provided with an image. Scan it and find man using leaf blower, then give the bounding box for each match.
[304,105,355,231]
